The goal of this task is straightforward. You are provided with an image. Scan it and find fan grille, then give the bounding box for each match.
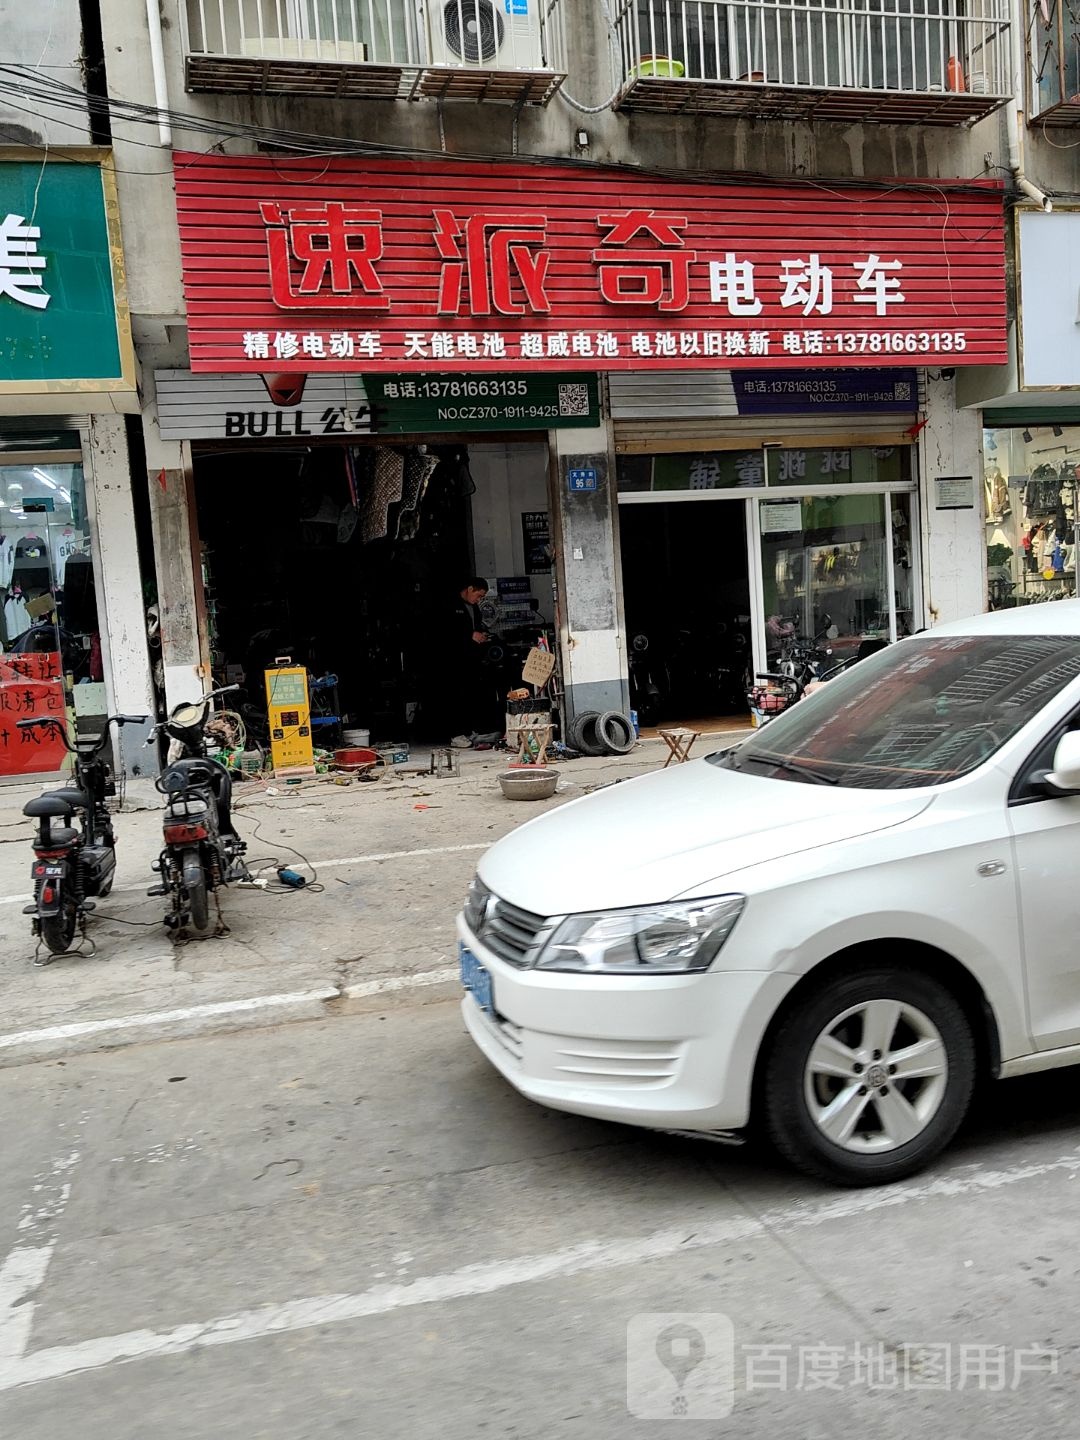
[442,0,504,63]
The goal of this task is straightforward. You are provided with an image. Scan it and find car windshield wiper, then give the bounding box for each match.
[737,752,840,786]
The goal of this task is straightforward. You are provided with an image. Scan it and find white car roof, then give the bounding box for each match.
[931,599,1080,638]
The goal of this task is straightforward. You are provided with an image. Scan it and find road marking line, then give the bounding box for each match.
[0,989,339,1051]
[0,841,489,909]
[3,1147,1078,1391]
[343,966,456,1000]
[0,967,461,1055]
[0,1138,83,1368]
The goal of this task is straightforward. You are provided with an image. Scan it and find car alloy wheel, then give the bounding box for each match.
[763,968,976,1186]
[803,999,947,1154]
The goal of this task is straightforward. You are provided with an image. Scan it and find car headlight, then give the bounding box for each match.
[535,895,745,975]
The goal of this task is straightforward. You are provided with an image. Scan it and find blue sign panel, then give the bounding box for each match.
[733,369,918,416]
[567,467,599,493]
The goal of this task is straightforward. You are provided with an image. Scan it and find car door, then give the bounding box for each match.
[1008,713,1080,1051]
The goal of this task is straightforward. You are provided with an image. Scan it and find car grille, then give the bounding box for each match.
[463,877,552,967]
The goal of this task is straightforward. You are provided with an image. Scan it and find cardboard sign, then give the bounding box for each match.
[522,648,556,688]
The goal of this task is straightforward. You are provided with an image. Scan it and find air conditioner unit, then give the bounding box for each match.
[425,0,545,70]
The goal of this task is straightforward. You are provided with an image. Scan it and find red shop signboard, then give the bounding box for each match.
[175,155,1006,374]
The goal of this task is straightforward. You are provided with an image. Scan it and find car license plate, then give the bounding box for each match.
[460,943,494,1016]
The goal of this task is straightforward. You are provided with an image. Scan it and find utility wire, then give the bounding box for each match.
[0,63,1020,200]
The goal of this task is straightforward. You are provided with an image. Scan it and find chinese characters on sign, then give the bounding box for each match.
[1,160,132,390]
[0,213,49,310]
[174,156,1007,373]
[0,653,67,777]
[567,467,599,492]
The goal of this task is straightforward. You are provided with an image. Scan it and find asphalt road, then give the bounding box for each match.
[1,999,1077,1438]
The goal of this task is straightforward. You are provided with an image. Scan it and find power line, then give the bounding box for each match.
[0,63,1013,201]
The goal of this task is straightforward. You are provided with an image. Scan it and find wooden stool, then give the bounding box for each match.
[430,746,460,778]
[516,723,552,767]
[659,727,700,767]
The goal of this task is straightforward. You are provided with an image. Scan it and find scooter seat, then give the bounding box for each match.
[23,793,74,819]
[49,787,91,812]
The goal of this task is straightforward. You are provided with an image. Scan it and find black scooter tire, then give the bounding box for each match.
[41,895,78,955]
[183,848,211,934]
[596,711,636,755]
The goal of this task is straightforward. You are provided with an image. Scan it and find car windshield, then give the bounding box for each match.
[711,634,1080,790]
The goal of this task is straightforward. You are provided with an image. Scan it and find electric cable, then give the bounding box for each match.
[0,63,1018,200]
[244,814,325,893]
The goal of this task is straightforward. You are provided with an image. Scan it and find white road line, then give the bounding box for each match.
[0,1137,83,1369]
[0,989,339,1051]
[343,965,456,1000]
[3,1148,1079,1392]
[0,841,489,909]
[0,967,460,1056]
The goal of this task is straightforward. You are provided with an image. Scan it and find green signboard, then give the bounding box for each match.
[0,155,134,393]
[363,373,600,433]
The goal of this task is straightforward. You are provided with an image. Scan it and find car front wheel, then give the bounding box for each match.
[763,968,976,1186]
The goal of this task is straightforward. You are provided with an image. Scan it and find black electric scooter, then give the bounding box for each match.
[147,685,250,935]
[20,713,147,958]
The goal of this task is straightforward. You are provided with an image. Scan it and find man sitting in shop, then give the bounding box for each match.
[450,577,501,750]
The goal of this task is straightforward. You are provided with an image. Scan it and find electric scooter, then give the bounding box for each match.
[147,685,250,935]
[20,712,147,958]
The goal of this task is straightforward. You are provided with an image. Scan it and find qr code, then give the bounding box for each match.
[894,382,912,401]
[558,383,591,417]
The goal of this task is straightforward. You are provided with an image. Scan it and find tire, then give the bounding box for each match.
[762,967,975,1187]
[40,896,79,956]
[182,847,212,934]
[596,710,636,755]
[569,711,606,757]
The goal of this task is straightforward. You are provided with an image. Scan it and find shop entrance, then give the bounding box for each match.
[619,499,751,729]
[191,439,556,750]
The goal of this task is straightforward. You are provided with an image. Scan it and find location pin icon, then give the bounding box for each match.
[656,1322,707,1392]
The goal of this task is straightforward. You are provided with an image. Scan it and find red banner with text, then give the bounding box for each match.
[0,653,67,775]
[174,155,1006,374]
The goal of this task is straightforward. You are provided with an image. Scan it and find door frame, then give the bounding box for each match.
[618,481,922,681]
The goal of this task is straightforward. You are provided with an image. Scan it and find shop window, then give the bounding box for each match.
[759,490,916,667]
[0,460,102,775]
[984,425,1080,610]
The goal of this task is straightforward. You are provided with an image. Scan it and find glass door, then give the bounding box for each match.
[757,492,899,671]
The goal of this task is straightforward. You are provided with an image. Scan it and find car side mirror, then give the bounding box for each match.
[1045,731,1080,795]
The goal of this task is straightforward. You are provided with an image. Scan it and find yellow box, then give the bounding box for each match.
[264,665,315,775]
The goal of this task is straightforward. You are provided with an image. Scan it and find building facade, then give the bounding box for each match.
[1,0,1077,751]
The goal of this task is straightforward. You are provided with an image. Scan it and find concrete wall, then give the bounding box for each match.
[0,1,91,144]
[918,372,987,627]
[551,424,629,720]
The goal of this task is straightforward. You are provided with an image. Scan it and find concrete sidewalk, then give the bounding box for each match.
[0,731,744,1064]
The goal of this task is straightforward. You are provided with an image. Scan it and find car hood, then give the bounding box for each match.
[479,757,934,915]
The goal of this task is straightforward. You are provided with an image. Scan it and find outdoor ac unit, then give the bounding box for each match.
[425,0,545,70]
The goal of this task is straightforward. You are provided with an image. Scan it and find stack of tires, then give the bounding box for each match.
[568,710,637,757]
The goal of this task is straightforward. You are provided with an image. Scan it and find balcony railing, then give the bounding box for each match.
[182,0,567,104]
[613,0,1011,123]
[1027,0,1080,123]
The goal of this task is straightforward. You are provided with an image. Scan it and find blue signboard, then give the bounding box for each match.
[567,467,599,493]
[733,369,917,416]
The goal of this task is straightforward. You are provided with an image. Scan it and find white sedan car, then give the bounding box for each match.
[458,602,1080,1186]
